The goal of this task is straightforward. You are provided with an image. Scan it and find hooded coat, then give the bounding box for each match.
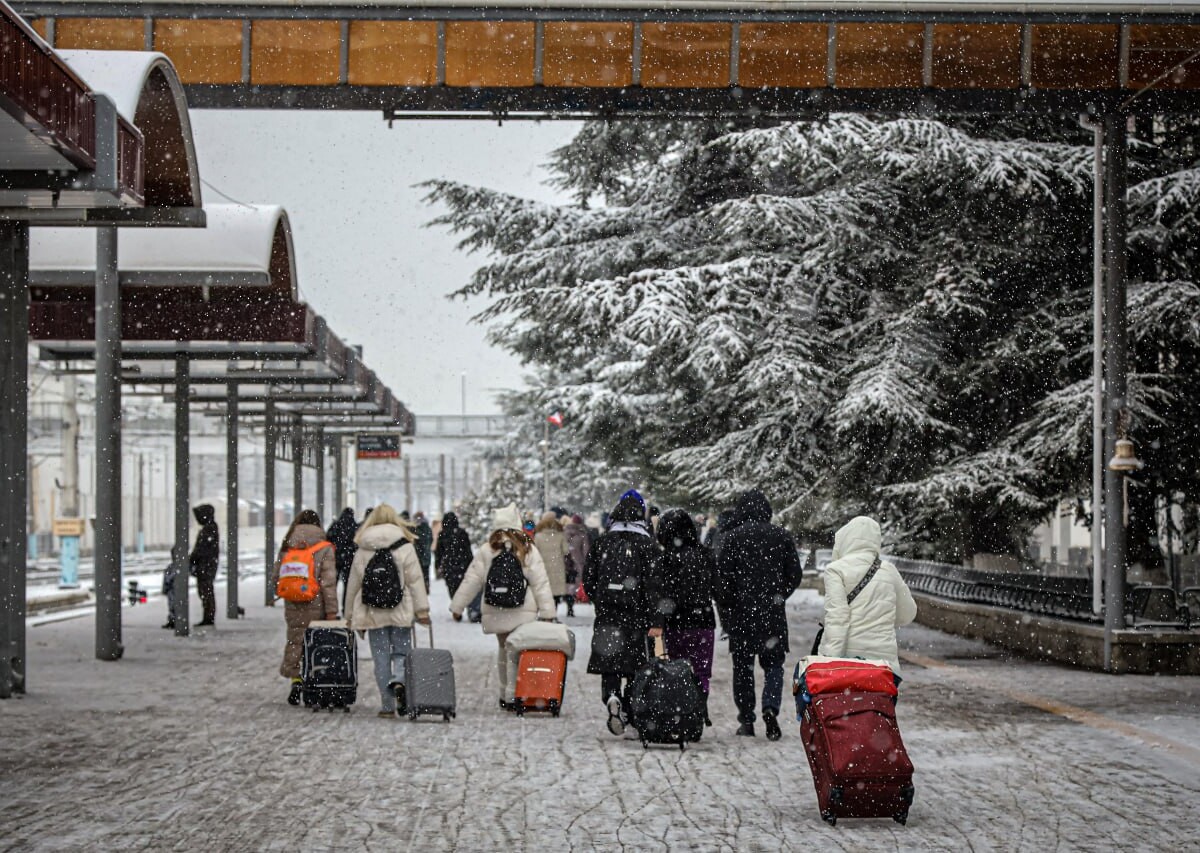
[715,490,802,648]
[818,516,918,673]
[583,495,663,674]
[449,539,555,635]
[650,509,717,631]
[344,523,430,630]
[534,524,571,597]
[189,504,220,581]
[435,512,474,597]
[326,508,359,581]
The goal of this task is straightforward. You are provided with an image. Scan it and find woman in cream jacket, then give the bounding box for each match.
[450,503,555,707]
[345,504,430,718]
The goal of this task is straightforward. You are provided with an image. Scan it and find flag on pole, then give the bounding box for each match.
[547,411,564,428]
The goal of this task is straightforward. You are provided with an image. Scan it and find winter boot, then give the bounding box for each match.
[763,710,782,742]
[736,722,756,737]
[287,679,303,706]
[606,694,626,736]
[391,682,407,715]
[702,693,712,727]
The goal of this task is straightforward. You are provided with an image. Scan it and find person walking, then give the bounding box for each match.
[716,489,802,741]
[326,507,360,616]
[189,504,220,627]
[563,513,591,615]
[269,510,337,706]
[436,511,474,607]
[648,509,717,725]
[449,504,555,708]
[412,511,434,593]
[818,516,917,677]
[344,504,430,718]
[533,512,572,617]
[583,490,662,736]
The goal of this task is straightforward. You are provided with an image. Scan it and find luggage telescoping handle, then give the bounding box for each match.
[645,634,668,660]
[413,620,434,649]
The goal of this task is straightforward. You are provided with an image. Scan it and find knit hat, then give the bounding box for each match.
[491,503,523,532]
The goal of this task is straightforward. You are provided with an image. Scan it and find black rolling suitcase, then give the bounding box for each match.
[404,623,456,721]
[302,620,357,711]
[627,637,705,750]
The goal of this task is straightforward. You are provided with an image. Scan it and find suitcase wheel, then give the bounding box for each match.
[821,812,837,827]
[343,707,350,714]
[442,712,452,722]
[894,812,908,826]
[408,709,419,721]
[548,700,560,717]
[514,701,525,717]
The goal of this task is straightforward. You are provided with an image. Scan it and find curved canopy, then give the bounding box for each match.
[59,50,202,209]
[30,204,297,293]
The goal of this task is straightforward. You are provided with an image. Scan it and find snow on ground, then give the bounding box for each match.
[2,581,1198,851]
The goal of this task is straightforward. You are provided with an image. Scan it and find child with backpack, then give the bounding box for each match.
[344,504,430,718]
[269,510,337,706]
[449,503,556,709]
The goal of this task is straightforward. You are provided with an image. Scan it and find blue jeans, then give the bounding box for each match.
[368,626,412,712]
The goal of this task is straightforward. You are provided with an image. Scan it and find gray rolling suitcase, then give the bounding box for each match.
[404,623,456,721]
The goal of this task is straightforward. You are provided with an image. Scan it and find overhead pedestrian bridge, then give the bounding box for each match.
[12,0,1200,116]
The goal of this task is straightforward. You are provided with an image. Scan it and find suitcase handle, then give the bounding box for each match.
[644,634,668,660]
[412,621,434,649]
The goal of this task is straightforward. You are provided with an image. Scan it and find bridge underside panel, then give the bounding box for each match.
[21,9,1200,114]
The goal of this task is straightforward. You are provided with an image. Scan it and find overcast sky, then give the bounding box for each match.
[189,111,581,415]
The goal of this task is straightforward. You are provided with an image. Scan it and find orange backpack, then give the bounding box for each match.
[276,541,331,603]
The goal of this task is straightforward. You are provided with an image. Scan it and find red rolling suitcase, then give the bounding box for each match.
[800,691,915,826]
[513,649,567,716]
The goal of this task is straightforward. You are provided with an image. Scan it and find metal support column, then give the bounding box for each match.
[0,221,29,697]
[94,226,123,660]
[333,437,344,513]
[291,418,303,515]
[404,456,412,513]
[264,400,275,606]
[439,454,446,514]
[1102,114,1129,672]
[315,427,325,522]
[173,354,191,637]
[226,388,240,619]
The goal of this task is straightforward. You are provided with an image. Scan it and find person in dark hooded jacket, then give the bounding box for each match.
[583,491,662,736]
[436,512,474,603]
[326,507,359,614]
[188,504,220,626]
[715,489,802,741]
[648,509,717,724]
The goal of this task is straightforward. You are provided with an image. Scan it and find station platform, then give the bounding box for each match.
[2,579,1198,850]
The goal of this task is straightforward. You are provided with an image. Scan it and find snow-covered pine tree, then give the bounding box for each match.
[427,115,1200,561]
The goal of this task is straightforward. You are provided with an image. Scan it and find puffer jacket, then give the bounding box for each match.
[449,541,555,635]
[344,523,430,630]
[269,523,337,616]
[818,516,918,673]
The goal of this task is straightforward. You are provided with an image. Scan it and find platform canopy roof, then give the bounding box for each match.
[30,204,294,289]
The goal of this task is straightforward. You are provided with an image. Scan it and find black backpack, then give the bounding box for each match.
[595,539,642,611]
[484,549,527,609]
[361,540,407,609]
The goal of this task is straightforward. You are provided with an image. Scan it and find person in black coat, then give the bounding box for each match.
[715,489,802,741]
[436,512,474,604]
[648,509,717,724]
[326,507,359,615]
[189,504,220,626]
[583,491,662,737]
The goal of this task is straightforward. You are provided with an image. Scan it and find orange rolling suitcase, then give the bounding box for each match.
[513,649,568,716]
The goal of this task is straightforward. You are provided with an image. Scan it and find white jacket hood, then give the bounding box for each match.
[832,516,882,562]
[357,523,412,551]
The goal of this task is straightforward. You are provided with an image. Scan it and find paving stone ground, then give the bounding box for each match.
[2,577,1198,852]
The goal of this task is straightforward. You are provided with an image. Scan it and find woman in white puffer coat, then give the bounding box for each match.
[449,503,555,708]
[344,504,430,718]
[818,516,917,675]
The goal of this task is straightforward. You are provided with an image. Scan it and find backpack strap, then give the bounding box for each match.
[846,556,882,605]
